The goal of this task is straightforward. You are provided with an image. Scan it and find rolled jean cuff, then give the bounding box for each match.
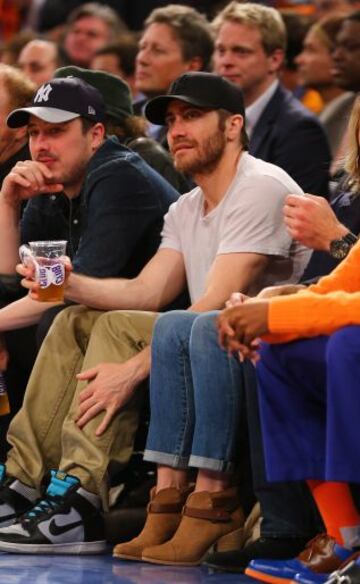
[189,455,235,474]
[143,449,189,469]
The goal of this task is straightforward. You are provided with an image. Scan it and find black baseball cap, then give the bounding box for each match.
[7,77,106,128]
[145,72,246,126]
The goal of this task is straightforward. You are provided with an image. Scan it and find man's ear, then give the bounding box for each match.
[15,125,28,144]
[90,123,105,150]
[267,48,284,75]
[226,114,244,143]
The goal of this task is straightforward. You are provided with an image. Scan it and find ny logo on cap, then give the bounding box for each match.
[34,84,53,103]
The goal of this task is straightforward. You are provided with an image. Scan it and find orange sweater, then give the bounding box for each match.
[265,240,360,343]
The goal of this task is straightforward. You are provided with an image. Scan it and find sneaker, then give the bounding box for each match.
[293,551,360,584]
[0,470,107,554]
[325,556,360,584]
[245,534,353,584]
[0,463,38,527]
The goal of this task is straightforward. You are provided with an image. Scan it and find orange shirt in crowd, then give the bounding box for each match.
[265,240,360,343]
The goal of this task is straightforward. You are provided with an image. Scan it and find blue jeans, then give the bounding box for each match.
[144,311,244,473]
[144,310,321,538]
[257,326,360,484]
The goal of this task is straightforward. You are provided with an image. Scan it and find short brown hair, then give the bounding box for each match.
[0,63,36,110]
[212,1,287,54]
[144,4,214,71]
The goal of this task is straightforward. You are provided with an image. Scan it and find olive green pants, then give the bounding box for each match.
[6,305,158,507]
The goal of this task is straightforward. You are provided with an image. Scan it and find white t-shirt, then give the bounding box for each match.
[160,152,311,303]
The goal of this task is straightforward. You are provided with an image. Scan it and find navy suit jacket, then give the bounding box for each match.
[249,84,331,197]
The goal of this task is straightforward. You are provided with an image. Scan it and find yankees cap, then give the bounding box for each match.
[7,77,105,128]
[145,72,245,125]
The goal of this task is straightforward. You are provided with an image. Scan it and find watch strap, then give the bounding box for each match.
[342,231,358,245]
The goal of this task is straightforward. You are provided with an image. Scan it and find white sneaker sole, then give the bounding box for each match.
[0,540,107,554]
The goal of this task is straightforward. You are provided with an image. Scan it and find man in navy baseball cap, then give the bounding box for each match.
[7,76,105,128]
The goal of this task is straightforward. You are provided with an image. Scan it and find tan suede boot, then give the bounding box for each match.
[142,487,245,566]
[113,486,193,561]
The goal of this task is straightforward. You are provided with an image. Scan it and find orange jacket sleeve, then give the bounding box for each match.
[264,240,360,343]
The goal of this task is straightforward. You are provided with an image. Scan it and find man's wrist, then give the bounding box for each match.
[325,223,351,252]
[328,228,358,259]
[131,346,151,384]
[0,190,20,211]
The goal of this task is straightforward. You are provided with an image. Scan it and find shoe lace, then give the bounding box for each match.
[20,495,63,528]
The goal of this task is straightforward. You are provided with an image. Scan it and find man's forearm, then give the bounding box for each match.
[0,196,21,274]
[65,273,163,311]
[0,295,61,331]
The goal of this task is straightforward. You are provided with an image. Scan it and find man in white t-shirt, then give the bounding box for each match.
[110,71,311,566]
[0,72,309,556]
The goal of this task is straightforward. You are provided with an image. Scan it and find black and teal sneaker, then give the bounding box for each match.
[0,470,106,554]
[0,464,38,527]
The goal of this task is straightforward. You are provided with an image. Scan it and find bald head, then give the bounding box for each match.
[18,40,60,87]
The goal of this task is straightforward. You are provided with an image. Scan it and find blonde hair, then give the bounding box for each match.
[212,1,287,54]
[0,63,36,110]
[345,96,360,194]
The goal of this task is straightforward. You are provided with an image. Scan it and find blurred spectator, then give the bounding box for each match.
[18,39,62,87]
[0,30,35,66]
[91,34,139,100]
[280,11,314,91]
[62,3,127,68]
[212,1,331,196]
[332,11,360,93]
[330,11,360,175]
[295,15,355,159]
[134,4,213,141]
[280,10,324,115]
[0,63,34,185]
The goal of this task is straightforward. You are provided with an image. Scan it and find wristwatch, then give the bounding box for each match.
[329,231,358,259]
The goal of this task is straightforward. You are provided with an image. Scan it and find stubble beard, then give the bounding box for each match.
[57,156,89,193]
[174,130,227,176]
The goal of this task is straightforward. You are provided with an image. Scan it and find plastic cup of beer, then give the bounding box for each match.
[21,240,67,302]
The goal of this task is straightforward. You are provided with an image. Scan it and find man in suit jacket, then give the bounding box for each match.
[212,1,331,197]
